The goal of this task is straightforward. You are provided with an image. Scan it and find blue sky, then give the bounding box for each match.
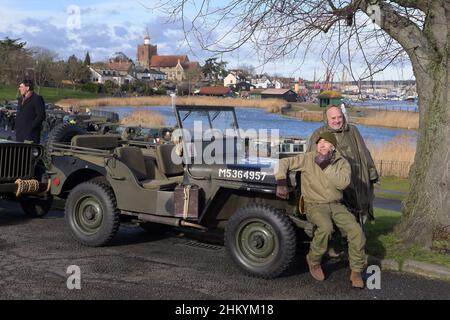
[0,0,414,81]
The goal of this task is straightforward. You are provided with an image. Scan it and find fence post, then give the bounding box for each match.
[380,160,383,177]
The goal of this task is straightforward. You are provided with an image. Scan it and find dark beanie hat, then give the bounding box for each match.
[316,132,337,147]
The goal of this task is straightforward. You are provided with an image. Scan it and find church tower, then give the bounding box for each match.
[137,36,157,68]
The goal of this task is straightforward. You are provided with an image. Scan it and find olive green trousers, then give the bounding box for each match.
[305,202,366,272]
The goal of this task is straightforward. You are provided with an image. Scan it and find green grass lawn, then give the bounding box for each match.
[0,85,99,103]
[365,209,450,268]
[379,176,410,193]
[375,176,410,201]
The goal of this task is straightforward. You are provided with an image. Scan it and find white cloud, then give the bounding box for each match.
[0,1,415,80]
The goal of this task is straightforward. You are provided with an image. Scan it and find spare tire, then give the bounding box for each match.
[45,123,87,167]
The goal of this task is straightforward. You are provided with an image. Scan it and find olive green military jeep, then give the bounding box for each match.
[0,139,52,217]
[46,105,313,279]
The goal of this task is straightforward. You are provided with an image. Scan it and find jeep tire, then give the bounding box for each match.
[45,123,87,166]
[225,204,297,279]
[65,182,120,247]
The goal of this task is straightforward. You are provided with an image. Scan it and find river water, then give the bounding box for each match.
[101,105,417,145]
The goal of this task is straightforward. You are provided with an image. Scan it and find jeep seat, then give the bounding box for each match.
[155,144,184,177]
[115,146,181,190]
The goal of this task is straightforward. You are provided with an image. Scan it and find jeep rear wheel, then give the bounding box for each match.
[225,204,297,279]
[65,182,120,247]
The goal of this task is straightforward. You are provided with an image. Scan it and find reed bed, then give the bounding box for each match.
[352,111,419,130]
[284,109,418,130]
[56,96,287,113]
[121,110,166,126]
[286,111,323,122]
[367,134,416,178]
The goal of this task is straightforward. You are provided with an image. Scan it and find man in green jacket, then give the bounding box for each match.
[275,132,366,288]
[308,105,379,223]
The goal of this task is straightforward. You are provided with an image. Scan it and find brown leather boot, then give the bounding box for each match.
[350,271,364,288]
[308,263,325,281]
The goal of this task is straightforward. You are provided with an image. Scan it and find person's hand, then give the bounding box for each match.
[276,179,289,199]
[276,185,289,199]
[315,152,332,170]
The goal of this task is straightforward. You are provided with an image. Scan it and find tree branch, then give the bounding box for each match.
[390,0,429,12]
[357,1,429,56]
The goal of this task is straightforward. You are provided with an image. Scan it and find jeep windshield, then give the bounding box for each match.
[175,106,239,137]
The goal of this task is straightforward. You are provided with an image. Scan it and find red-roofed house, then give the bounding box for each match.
[198,86,233,97]
[107,61,134,74]
[150,55,199,82]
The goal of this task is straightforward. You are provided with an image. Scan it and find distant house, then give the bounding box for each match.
[273,80,284,89]
[248,88,265,100]
[89,67,107,83]
[198,86,233,97]
[89,66,135,86]
[235,81,256,92]
[135,67,167,81]
[251,74,273,89]
[252,79,273,89]
[317,90,343,107]
[224,72,246,87]
[224,73,238,87]
[261,89,298,102]
[150,55,188,82]
[273,77,296,89]
[107,61,134,76]
[150,55,200,82]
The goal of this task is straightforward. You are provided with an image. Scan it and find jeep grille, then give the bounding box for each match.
[0,145,35,182]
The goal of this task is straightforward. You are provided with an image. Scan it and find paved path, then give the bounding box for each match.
[0,201,449,300]
[373,198,402,212]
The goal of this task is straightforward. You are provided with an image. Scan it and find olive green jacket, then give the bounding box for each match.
[308,121,379,220]
[275,151,351,204]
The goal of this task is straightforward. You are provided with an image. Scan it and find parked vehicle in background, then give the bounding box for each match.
[0,139,52,217]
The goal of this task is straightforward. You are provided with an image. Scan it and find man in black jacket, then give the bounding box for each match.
[16,79,46,143]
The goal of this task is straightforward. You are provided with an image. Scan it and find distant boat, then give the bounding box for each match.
[404,96,418,103]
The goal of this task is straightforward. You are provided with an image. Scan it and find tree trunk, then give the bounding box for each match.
[397,6,450,248]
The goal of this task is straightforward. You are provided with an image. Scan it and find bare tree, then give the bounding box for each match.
[51,60,68,90]
[0,37,33,85]
[158,0,449,248]
[31,47,59,90]
[67,55,90,90]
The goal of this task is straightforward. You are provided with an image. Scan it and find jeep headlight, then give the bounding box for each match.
[31,147,41,158]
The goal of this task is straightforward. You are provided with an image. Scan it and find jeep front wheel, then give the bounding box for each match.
[65,182,120,247]
[225,204,297,279]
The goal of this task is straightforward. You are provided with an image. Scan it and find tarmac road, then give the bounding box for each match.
[0,200,449,300]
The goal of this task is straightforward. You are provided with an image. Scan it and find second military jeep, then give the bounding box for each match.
[47,105,313,279]
[0,139,52,217]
